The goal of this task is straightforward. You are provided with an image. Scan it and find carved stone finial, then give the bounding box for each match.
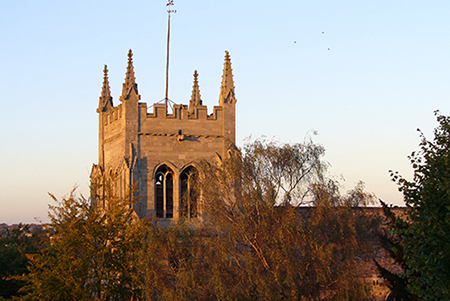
[97,64,113,112]
[189,70,202,114]
[219,50,236,105]
[121,49,139,101]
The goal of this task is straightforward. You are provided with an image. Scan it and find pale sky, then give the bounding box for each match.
[1,1,449,224]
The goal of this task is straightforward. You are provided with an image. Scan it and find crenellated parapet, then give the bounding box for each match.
[104,106,123,126]
[146,103,223,121]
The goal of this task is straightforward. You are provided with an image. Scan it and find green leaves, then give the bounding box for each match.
[0,224,44,299]
[24,184,144,301]
[388,111,450,300]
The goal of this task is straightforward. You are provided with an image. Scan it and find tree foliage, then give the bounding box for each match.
[388,111,450,300]
[139,139,378,300]
[374,201,418,301]
[23,183,144,300]
[0,224,44,299]
[20,139,380,300]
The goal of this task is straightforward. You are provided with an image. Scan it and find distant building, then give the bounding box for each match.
[91,50,237,220]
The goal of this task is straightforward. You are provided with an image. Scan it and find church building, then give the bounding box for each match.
[91,50,237,220]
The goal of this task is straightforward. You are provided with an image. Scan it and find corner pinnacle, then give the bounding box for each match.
[219,51,236,105]
[121,49,139,100]
[189,70,202,114]
[98,65,113,112]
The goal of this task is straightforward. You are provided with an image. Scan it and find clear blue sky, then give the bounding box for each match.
[1,0,449,224]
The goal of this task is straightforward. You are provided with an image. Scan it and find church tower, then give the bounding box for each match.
[91,50,237,220]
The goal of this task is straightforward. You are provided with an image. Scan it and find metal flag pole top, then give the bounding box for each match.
[165,0,176,108]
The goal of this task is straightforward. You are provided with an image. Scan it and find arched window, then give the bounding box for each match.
[180,167,198,218]
[386,293,395,301]
[155,165,174,218]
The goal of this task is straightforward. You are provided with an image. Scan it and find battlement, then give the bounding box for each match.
[138,102,224,138]
[146,103,223,121]
[104,106,123,126]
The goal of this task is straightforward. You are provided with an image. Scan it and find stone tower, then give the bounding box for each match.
[91,50,237,220]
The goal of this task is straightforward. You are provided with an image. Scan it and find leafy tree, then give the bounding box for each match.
[22,182,144,300]
[141,139,378,300]
[389,111,450,300]
[0,224,44,299]
[141,221,202,300]
[374,201,418,301]
[20,139,380,300]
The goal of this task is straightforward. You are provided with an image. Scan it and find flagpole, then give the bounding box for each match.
[165,0,176,108]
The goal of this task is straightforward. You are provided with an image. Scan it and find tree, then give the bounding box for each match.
[140,138,378,300]
[21,139,380,300]
[374,200,418,301]
[23,181,144,300]
[200,139,378,300]
[389,111,450,300]
[0,224,44,299]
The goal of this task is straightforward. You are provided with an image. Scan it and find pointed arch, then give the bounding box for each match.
[180,162,201,174]
[152,161,178,180]
[154,164,175,218]
[180,165,199,219]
